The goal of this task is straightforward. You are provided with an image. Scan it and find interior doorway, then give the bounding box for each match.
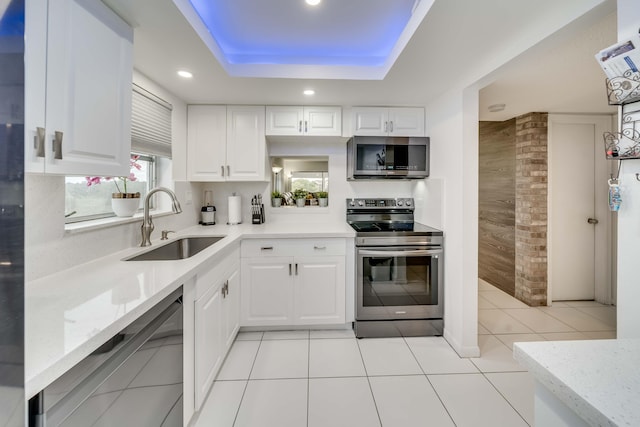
[548,114,613,304]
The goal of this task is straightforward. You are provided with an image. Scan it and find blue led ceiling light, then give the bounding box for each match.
[174,0,434,79]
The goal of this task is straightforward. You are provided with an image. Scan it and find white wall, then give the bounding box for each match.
[615,0,640,340]
[201,140,416,226]
[25,71,200,281]
[415,0,611,356]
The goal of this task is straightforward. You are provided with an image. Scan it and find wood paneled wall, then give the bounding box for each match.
[479,120,516,295]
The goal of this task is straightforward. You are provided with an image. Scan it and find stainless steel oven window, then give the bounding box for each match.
[356,247,443,320]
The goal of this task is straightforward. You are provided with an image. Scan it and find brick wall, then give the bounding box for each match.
[514,112,548,306]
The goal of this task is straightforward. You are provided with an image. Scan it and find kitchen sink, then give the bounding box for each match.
[124,236,225,261]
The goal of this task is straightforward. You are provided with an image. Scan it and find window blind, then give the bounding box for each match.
[131,83,173,158]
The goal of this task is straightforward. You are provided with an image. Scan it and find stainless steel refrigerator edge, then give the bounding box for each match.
[0,0,26,425]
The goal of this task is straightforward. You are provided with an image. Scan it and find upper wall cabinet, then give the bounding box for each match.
[25,0,133,176]
[187,105,266,182]
[351,107,425,137]
[266,106,342,137]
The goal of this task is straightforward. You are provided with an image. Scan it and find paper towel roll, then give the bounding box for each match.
[228,195,242,224]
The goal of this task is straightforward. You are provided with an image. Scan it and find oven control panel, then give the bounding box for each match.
[347,198,414,208]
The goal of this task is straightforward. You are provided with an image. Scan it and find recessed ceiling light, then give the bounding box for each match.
[488,103,506,113]
[303,89,315,96]
[177,70,193,78]
[305,0,321,6]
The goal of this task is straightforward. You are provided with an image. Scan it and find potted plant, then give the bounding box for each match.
[317,191,328,207]
[86,155,142,217]
[293,189,307,207]
[271,190,282,207]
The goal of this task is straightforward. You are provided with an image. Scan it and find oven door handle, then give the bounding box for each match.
[358,249,442,257]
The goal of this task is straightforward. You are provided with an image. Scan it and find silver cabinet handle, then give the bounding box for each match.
[587,218,599,224]
[314,246,326,250]
[298,120,302,133]
[389,121,394,133]
[53,131,63,160]
[227,165,230,176]
[261,246,273,251]
[221,165,225,176]
[223,280,229,297]
[289,263,292,276]
[304,121,308,133]
[35,127,45,158]
[295,263,298,275]
[384,121,388,132]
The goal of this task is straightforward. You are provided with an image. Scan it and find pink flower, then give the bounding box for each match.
[85,155,142,194]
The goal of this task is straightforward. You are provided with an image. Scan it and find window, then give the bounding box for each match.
[290,171,329,193]
[65,154,156,223]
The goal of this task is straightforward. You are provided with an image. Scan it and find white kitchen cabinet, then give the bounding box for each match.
[193,248,240,409]
[294,256,346,324]
[351,107,425,137]
[240,239,346,327]
[194,280,223,409]
[25,0,133,176]
[187,105,266,181]
[266,106,342,136]
[222,267,240,350]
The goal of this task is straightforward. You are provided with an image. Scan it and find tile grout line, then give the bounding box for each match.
[480,370,532,427]
[403,336,458,426]
[355,338,383,427]
[231,332,264,427]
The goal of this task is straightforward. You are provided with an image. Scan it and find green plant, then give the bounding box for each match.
[293,188,308,199]
[271,191,282,199]
[316,191,328,199]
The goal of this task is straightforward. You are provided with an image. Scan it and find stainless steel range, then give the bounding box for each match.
[347,198,443,338]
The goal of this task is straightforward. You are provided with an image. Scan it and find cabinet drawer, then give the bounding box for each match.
[241,239,346,258]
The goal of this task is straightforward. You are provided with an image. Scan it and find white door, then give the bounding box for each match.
[388,107,425,137]
[304,107,342,136]
[241,257,293,326]
[294,256,345,324]
[265,106,303,135]
[187,105,226,181]
[226,105,266,181]
[549,115,611,302]
[194,283,222,408]
[352,107,388,136]
[45,0,133,176]
[222,266,240,350]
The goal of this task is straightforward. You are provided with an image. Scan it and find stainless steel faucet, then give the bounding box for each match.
[140,187,183,246]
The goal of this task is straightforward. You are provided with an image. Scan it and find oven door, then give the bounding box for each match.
[356,246,442,320]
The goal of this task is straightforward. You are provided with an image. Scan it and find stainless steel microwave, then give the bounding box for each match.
[347,135,430,180]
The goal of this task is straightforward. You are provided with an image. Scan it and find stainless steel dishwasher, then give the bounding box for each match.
[29,287,184,427]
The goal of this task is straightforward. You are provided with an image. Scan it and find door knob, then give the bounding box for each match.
[587,218,599,224]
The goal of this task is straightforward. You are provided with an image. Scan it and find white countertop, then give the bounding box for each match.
[25,222,355,398]
[514,339,640,427]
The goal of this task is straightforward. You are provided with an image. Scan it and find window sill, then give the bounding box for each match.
[65,210,174,235]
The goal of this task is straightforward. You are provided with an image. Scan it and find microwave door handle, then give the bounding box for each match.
[358,249,442,257]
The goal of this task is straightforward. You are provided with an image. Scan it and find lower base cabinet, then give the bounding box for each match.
[194,248,240,410]
[241,239,346,327]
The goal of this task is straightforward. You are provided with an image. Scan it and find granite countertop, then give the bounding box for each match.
[514,339,640,427]
[25,222,355,398]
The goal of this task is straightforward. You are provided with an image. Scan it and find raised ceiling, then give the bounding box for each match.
[175,0,432,79]
[104,0,616,120]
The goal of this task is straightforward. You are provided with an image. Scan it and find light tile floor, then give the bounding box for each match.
[193,280,616,427]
